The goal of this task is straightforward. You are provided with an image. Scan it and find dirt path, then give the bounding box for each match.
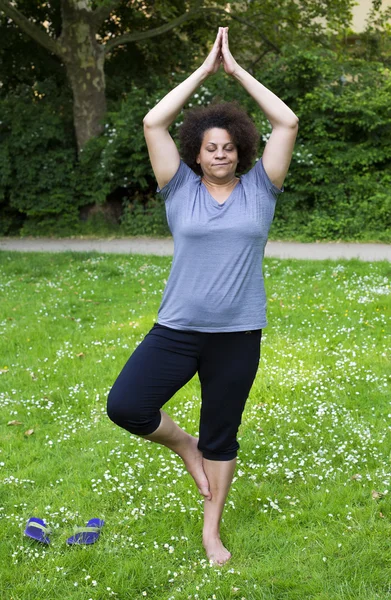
[0,237,390,261]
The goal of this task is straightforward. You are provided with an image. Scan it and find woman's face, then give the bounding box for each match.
[196,128,238,182]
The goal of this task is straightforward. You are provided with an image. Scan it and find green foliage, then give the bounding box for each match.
[0,81,82,236]
[1,0,390,241]
[121,195,170,236]
[0,81,167,236]
[79,85,155,197]
[225,0,357,67]
[0,5,64,96]
[75,82,170,240]
[256,47,391,241]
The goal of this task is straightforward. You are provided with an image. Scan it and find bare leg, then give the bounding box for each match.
[143,410,211,499]
[202,457,236,564]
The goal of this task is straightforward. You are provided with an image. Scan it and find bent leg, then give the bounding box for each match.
[144,411,211,499]
[107,324,210,497]
[107,324,198,435]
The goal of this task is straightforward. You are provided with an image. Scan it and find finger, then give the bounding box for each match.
[211,28,222,52]
[221,30,229,55]
[220,27,227,48]
[208,29,222,59]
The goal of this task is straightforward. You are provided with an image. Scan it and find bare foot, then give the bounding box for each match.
[203,534,231,565]
[180,435,211,500]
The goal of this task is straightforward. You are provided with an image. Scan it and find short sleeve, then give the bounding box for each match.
[243,158,283,200]
[157,160,199,202]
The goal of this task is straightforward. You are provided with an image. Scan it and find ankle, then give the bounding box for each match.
[203,528,220,541]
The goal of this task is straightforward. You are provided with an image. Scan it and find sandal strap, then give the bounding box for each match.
[27,521,51,534]
[73,526,100,534]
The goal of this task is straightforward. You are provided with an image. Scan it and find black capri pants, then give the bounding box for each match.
[107,323,262,461]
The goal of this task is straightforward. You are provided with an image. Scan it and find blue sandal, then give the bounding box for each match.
[66,518,104,545]
[24,517,52,544]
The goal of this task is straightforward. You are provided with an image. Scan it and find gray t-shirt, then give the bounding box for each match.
[157,158,282,332]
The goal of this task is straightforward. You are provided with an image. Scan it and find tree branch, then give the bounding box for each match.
[104,8,202,54]
[103,5,280,56]
[0,0,61,56]
[208,8,281,54]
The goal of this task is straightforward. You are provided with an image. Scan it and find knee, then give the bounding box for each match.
[106,388,127,426]
[106,387,139,429]
[106,388,160,436]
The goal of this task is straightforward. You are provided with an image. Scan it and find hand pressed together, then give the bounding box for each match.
[201,27,239,77]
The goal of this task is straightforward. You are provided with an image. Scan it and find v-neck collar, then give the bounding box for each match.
[201,179,241,208]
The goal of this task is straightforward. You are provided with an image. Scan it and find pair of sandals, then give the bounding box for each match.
[24,517,104,545]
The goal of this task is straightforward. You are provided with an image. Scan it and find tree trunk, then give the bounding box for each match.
[59,1,106,153]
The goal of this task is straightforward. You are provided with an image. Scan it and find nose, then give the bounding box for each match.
[215,147,226,159]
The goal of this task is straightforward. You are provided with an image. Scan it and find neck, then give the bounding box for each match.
[202,175,239,189]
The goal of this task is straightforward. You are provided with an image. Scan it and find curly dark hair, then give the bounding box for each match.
[178,101,260,176]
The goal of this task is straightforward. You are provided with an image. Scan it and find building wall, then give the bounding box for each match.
[352,0,391,31]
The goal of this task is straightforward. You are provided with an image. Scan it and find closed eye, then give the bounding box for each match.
[206,146,235,152]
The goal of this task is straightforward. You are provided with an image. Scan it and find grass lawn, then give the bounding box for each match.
[0,251,390,600]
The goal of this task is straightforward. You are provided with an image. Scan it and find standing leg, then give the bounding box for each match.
[202,457,236,563]
[198,330,262,564]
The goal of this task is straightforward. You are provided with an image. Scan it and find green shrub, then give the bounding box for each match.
[75,85,156,204]
[258,48,391,241]
[120,194,170,236]
[0,80,81,236]
[0,81,166,236]
[1,52,390,241]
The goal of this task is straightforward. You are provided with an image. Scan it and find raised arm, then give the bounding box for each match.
[221,28,298,190]
[143,29,224,190]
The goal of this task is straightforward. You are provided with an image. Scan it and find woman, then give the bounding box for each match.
[107,27,298,565]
